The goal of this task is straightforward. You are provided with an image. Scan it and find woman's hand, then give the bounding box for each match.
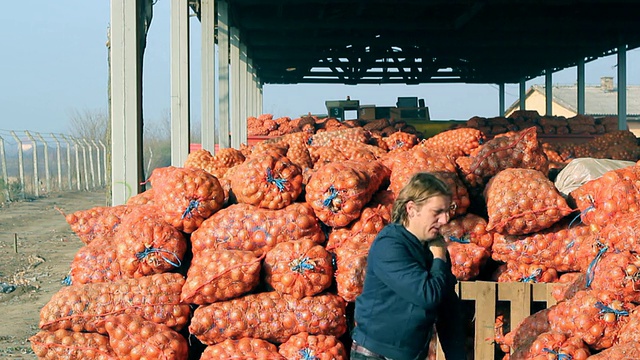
[428,237,448,261]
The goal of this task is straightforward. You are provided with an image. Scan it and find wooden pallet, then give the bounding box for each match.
[435,281,557,360]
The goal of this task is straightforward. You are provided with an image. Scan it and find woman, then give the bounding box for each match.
[351,172,466,360]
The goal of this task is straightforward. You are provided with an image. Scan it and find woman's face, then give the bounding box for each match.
[405,195,452,242]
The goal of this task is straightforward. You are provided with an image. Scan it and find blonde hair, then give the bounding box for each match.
[391,172,452,226]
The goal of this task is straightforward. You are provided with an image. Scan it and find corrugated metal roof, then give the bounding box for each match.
[532,84,640,116]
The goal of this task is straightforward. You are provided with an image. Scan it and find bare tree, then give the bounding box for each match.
[67,108,109,143]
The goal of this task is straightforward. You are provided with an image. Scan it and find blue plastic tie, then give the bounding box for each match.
[542,348,572,360]
[520,268,543,283]
[565,239,575,250]
[61,275,72,286]
[307,137,314,145]
[298,348,319,360]
[136,247,182,268]
[291,257,316,273]
[596,301,629,317]
[448,235,470,244]
[181,199,200,219]
[322,185,339,207]
[266,167,288,191]
[568,205,594,229]
[585,244,608,288]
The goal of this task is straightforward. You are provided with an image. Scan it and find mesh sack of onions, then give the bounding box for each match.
[189,291,347,345]
[39,273,190,334]
[587,250,640,303]
[383,131,419,152]
[305,160,389,228]
[29,329,116,360]
[595,212,640,253]
[440,213,493,249]
[569,165,640,231]
[103,314,188,360]
[495,262,558,283]
[503,307,553,352]
[247,141,289,159]
[308,146,348,169]
[551,272,586,303]
[387,150,457,195]
[200,338,283,359]
[181,249,262,305]
[433,171,470,217]
[126,188,155,206]
[330,138,388,159]
[69,238,123,285]
[264,238,334,299]
[334,233,377,302]
[308,127,370,147]
[184,148,245,178]
[418,127,486,159]
[230,153,303,210]
[461,127,549,188]
[278,332,347,360]
[113,205,186,278]
[446,241,490,281]
[484,168,573,235]
[491,220,597,273]
[62,205,132,245]
[509,331,590,360]
[584,341,640,360]
[548,290,632,350]
[616,304,640,344]
[148,166,225,233]
[190,202,325,256]
[286,139,314,170]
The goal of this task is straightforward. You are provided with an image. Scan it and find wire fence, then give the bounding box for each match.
[0,129,107,204]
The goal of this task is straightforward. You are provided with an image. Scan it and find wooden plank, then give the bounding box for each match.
[465,281,496,360]
[498,282,531,334]
[533,283,557,307]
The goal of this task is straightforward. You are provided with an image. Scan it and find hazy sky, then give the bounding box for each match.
[1,1,639,135]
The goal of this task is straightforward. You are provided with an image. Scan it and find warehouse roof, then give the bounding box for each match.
[193,0,640,85]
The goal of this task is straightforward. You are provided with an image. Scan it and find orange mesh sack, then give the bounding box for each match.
[126,188,155,206]
[446,241,490,281]
[503,307,552,352]
[305,160,390,228]
[230,153,303,210]
[308,146,348,169]
[330,138,388,160]
[104,314,188,360]
[548,290,632,350]
[418,127,486,159]
[551,272,586,303]
[149,166,225,233]
[386,149,457,195]
[616,304,640,344]
[383,131,419,152]
[584,341,640,360]
[491,220,597,273]
[264,238,334,299]
[181,249,262,305]
[334,233,376,302]
[569,164,640,231]
[440,213,493,249]
[189,291,347,345]
[63,205,132,245]
[308,127,370,147]
[29,329,117,360]
[484,168,573,235]
[588,250,640,303]
[200,338,283,359]
[113,205,187,278]
[496,263,558,283]
[509,331,590,360]
[462,127,549,187]
[278,332,347,360]
[190,202,325,256]
[599,212,640,253]
[39,273,190,334]
[69,237,123,285]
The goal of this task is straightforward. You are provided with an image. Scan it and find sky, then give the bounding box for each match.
[1,1,640,135]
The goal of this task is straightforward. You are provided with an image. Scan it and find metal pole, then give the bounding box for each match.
[84,139,96,189]
[9,131,25,199]
[35,133,51,193]
[99,140,107,187]
[498,83,505,117]
[92,140,102,187]
[50,134,63,191]
[618,44,628,130]
[76,137,89,191]
[519,77,527,111]
[69,136,82,191]
[24,131,39,198]
[0,136,10,201]
[60,135,74,190]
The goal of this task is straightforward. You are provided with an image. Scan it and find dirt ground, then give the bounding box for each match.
[0,190,107,359]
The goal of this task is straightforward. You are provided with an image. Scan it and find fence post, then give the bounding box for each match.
[83,139,96,189]
[60,135,74,190]
[9,131,25,199]
[76,137,89,191]
[35,133,51,193]
[92,140,103,187]
[99,140,107,186]
[50,134,63,191]
[0,136,10,201]
[65,135,82,191]
[24,131,39,198]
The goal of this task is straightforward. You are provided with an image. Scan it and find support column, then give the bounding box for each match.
[519,77,526,111]
[618,45,628,130]
[110,0,144,205]
[545,69,553,116]
[498,83,505,117]
[230,26,241,149]
[170,0,190,166]
[218,1,230,149]
[577,58,585,114]
[239,42,248,145]
[201,0,216,152]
